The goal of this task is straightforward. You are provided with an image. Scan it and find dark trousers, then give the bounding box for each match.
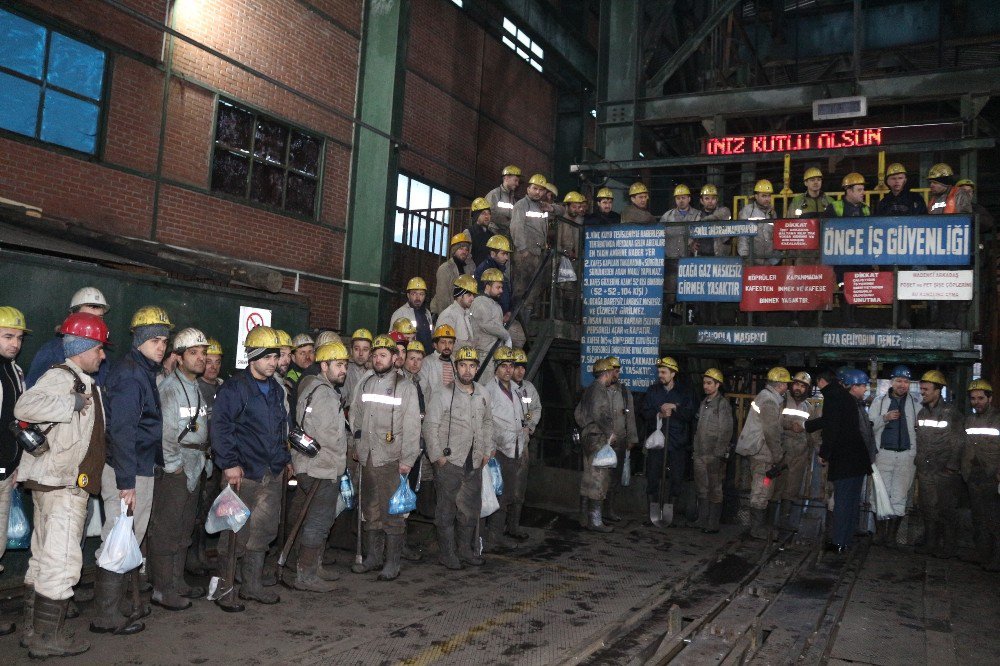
[218,473,282,556]
[148,468,199,557]
[832,475,865,547]
[434,462,482,529]
[296,474,341,549]
[645,446,686,501]
[361,458,406,535]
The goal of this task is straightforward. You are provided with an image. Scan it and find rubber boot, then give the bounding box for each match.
[704,502,722,534]
[484,509,518,553]
[508,502,531,539]
[749,507,769,540]
[587,500,613,533]
[778,500,798,532]
[351,530,385,574]
[28,594,90,658]
[150,554,191,611]
[377,533,404,581]
[118,570,151,622]
[603,495,621,523]
[766,501,779,528]
[73,585,95,603]
[89,569,145,635]
[294,545,339,592]
[174,549,205,598]
[934,521,958,560]
[914,519,936,555]
[695,501,710,531]
[886,517,902,548]
[239,551,280,604]
[401,521,423,562]
[984,537,1000,573]
[316,554,341,582]
[579,496,589,528]
[457,522,484,566]
[437,524,463,570]
[65,599,79,619]
[186,530,212,576]
[19,586,33,647]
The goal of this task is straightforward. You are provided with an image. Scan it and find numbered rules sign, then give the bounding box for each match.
[236,306,273,369]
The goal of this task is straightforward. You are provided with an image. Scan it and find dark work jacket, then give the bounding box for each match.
[584,210,622,226]
[468,224,494,267]
[105,348,163,489]
[640,381,696,450]
[874,190,928,217]
[211,370,290,481]
[27,336,109,388]
[474,256,513,314]
[806,382,872,481]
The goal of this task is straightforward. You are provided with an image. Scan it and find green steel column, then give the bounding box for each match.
[597,0,640,161]
[343,0,411,333]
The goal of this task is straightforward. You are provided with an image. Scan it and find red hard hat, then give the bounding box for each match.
[388,331,407,344]
[60,312,111,344]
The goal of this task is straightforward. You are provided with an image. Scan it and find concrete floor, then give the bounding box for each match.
[2,507,999,664]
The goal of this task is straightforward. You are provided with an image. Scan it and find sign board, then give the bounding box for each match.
[773,218,819,250]
[677,258,743,302]
[235,305,272,369]
[821,215,972,265]
[581,225,664,390]
[675,326,964,351]
[701,122,963,157]
[688,221,758,238]
[740,265,835,311]
[845,272,894,305]
[695,328,769,345]
[897,270,974,301]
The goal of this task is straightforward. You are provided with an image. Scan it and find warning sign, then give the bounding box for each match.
[236,306,273,369]
[773,218,820,250]
[897,270,973,301]
[740,265,835,311]
[845,272,894,305]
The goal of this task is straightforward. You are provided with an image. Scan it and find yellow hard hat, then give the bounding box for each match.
[754,179,774,194]
[372,334,396,352]
[657,356,680,372]
[792,371,813,387]
[607,356,621,369]
[956,178,975,188]
[920,370,947,386]
[391,318,416,335]
[206,337,223,356]
[673,184,691,197]
[406,340,426,355]
[432,324,456,340]
[543,182,559,197]
[703,368,724,384]
[274,330,293,348]
[480,268,505,284]
[130,305,173,331]
[245,325,280,349]
[450,230,472,247]
[315,341,349,362]
[486,234,511,252]
[405,277,427,292]
[968,378,992,392]
[0,306,30,332]
[454,274,479,295]
[528,173,547,187]
[927,163,953,181]
[454,346,479,363]
[700,184,718,197]
[592,358,614,374]
[842,172,865,188]
[471,197,490,212]
[512,348,528,365]
[291,333,314,349]
[767,366,792,383]
[502,165,522,177]
[563,191,586,204]
[803,167,823,182]
[596,187,615,200]
[628,182,649,196]
[885,162,907,177]
[351,328,374,343]
[493,346,515,364]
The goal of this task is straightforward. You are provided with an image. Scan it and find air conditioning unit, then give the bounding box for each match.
[813,96,867,121]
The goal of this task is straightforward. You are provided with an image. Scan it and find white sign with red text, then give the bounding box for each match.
[235,306,273,369]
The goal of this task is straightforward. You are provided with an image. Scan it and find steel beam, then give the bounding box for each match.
[342,0,410,332]
[644,0,741,96]
[597,0,641,161]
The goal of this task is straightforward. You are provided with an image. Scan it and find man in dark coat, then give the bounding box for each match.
[805,368,876,552]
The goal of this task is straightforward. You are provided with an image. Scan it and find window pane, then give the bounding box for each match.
[503,18,516,34]
[0,72,40,136]
[516,47,529,60]
[531,60,543,73]
[285,173,317,217]
[254,119,288,165]
[517,31,530,48]
[215,101,253,151]
[396,174,410,208]
[211,150,249,197]
[502,36,516,51]
[408,179,430,211]
[249,161,285,207]
[430,188,450,209]
[531,42,543,58]
[40,90,98,153]
[288,130,321,176]
[394,211,405,243]
[0,10,46,79]
[47,32,105,100]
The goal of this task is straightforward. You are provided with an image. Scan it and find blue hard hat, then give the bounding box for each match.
[890,365,912,380]
[836,366,850,383]
[844,369,870,386]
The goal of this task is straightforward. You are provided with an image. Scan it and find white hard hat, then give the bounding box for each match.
[172,327,209,351]
[291,333,315,349]
[70,287,109,312]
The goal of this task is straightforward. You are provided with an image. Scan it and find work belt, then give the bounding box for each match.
[179,442,210,452]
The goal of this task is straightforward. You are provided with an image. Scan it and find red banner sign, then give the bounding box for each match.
[845,272,894,305]
[773,219,820,250]
[740,265,835,311]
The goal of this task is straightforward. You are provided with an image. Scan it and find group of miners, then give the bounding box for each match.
[0,280,545,658]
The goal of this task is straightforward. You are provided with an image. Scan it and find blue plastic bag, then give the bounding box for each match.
[388,474,417,515]
[592,441,618,468]
[339,471,355,510]
[6,487,30,550]
[487,457,504,496]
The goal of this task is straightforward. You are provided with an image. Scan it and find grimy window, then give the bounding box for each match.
[0,8,106,154]
[211,99,323,218]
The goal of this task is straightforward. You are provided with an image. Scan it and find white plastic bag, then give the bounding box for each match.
[97,500,144,574]
[621,450,631,487]
[870,466,893,519]
[645,416,664,450]
[206,485,251,534]
[557,256,577,283]
[480,465,500,518]
[592,441,618,468]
